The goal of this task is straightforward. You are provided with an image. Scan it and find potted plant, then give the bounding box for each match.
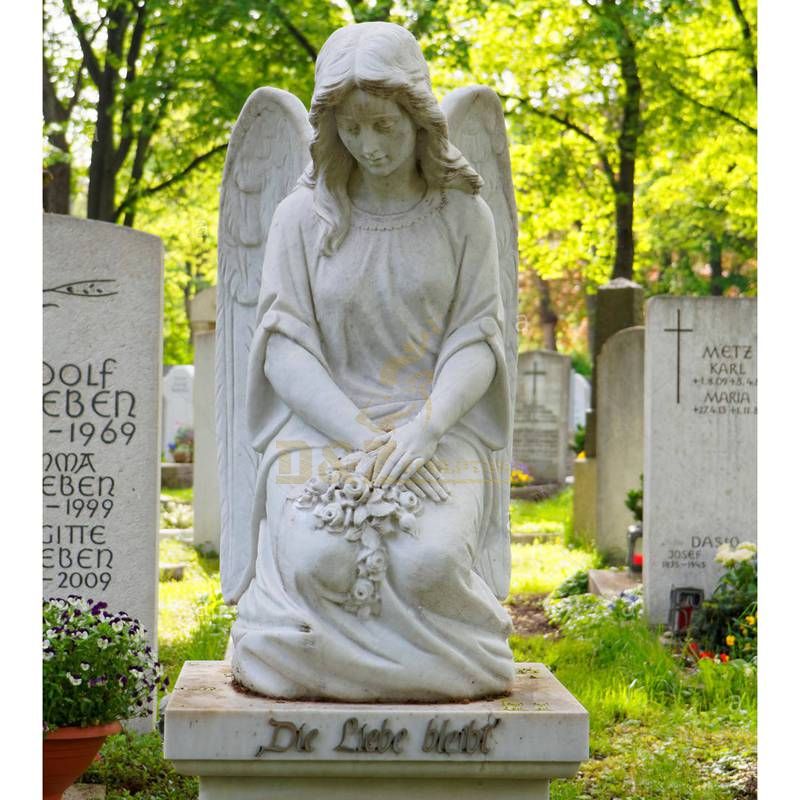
[168,426,194,463]
[43,596,168,800]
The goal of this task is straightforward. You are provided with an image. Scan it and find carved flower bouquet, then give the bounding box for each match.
[293,459,424,619]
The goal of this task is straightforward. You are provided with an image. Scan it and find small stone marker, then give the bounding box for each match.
[644,297,757,625]
[596,327,644,562]
[190,287,220,553]
[43,214,163,725]
[162,365,194,462]
[569,371,590,435]
[513,350,571,482]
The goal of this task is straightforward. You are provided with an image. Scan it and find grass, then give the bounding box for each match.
[160,487,194,504]
[508,541,600,596]
[157,538,234,689]
[85,485,755,800]
[511,620,756,800]
[511,488,575,540]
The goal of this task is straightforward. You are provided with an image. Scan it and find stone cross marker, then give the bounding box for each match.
[162,365,194,462]
[43,214,163,723]
[513,350,571,482]
[596,327,644,563]
[644,297,757,625]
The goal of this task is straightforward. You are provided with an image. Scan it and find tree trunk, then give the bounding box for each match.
[86,8,128,221]
[42,59,71,214]
[709,236,723,296]
[607,2,642,281]
[535,272,558,350]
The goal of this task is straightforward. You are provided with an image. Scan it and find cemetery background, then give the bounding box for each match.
[40,1,759,798]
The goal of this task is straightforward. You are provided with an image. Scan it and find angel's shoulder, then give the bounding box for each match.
[439,188,495,233]
[271,185,317,233]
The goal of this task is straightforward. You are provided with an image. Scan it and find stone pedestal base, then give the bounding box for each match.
[165,662,588,800]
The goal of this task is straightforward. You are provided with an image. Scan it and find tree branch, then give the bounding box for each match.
[114,143,228,217]
[64,0,102,85]
[116,3,151,172]
[269,2,318,62]
[729,0,757,88]
[499,93,617,189]
[667,79,757,135]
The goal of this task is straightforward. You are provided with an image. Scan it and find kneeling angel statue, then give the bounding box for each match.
[217,21,519,701]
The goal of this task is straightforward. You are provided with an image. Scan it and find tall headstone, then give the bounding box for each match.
[190,287,220,553]
[596,327,644,563]
[513,350,571,483]
[43,214,163,726]
[162,365,194,462]
[644,297,757,625]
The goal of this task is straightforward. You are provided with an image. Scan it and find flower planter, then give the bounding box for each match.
[43,720,121,800]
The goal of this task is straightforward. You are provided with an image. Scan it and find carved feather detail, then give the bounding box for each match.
[216,88,312,602]
[442,86,519,598]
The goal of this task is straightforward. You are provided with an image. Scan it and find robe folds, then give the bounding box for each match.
[231,184,516,700]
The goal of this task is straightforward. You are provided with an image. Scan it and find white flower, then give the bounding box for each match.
[67,673,82,686]
[112,621,124,632]
[45,628,57,638]
[43,638,50,650]
[80,662,90,671]
[97,637,111,650]
[43,649,54,661]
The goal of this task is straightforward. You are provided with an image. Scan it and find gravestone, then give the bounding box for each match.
[162,365,194,462]
[43,214,163,726]
[596,327,644,563]
[644,297,757,625]
[569,371,591,434]
[190,287,220,553]
[585,279,644,456]
[513,350,571,482]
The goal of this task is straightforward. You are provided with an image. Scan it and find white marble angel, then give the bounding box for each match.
[217,21,519,701]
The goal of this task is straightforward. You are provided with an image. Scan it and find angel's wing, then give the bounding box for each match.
[442,86,519,598]
[216,88,311,603]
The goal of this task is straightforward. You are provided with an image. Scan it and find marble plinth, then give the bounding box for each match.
[164,661,588,799]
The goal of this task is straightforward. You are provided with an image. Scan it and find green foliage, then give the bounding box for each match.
[688,543,757,659]
[83,730,198,799]
[570,351,592,378]
[43,597,167,731]
[625,475,644,523]
[552,569,590,599]
[571,424,586,456]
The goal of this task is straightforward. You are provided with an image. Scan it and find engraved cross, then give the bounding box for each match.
[524,363,546,409]
[664,309,694,404]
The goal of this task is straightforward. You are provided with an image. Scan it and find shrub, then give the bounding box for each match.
[687,542,757,661]
[552,569,590,598]
[624,475,643,523]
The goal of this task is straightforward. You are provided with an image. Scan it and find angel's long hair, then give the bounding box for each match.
[301,22,482,255]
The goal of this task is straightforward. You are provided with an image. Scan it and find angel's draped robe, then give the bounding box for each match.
[232,185,516,700]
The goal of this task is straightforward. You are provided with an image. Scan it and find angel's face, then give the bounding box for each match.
[335,89,417,178]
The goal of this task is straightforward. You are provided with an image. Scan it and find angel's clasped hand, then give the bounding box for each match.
[361,418,448,502]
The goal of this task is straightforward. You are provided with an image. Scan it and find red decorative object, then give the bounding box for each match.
[43,721,121,800]
[632,553,643,567]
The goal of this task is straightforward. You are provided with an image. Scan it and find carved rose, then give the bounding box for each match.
[398,490,421,514]
[365,549,387,578]
[398,512,418,536]
[315,502,345,531]
[352,579,375,602]
[343,474,371,503]
[294,489,317,509]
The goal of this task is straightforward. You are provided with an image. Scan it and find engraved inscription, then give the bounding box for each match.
[42,358,139,594]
